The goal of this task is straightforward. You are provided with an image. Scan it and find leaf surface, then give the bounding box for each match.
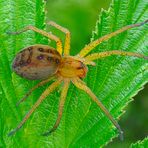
[130,137,148,148]
[0,0,147,147]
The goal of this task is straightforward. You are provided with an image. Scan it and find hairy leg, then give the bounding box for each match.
[16,77,54,107]
[8,26,63,55]
[47,21,71,55]
[84,50,148,64]
[72,77,123,140]
[42,79,70,136]
[78,20,148,57]
[8,78,62,136]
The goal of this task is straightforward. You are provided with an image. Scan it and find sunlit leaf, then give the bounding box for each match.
[0,0,147,147]
[130,137,148,148]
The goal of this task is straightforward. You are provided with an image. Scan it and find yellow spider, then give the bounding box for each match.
[8,20,148,140]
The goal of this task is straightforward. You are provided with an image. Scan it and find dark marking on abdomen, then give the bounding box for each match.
[27,47,33,64]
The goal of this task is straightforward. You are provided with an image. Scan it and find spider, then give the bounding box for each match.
[8,20,148,140]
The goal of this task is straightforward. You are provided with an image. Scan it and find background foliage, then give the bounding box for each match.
[0,0,147,147]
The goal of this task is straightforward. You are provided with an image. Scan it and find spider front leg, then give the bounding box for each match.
[8,78,62,136]
[16,77,54,107]
[78,20,148,57]
[47,21,71,55]
[7,25,63,55]
[72,77,123,140]
[42,79,70,136]
[84,50,148,65]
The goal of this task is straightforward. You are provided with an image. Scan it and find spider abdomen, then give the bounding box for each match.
[12,44,62,80]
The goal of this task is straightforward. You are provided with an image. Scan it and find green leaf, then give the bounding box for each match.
[0,0,47,147]
[130,137,148,148]
[0,0,147,147]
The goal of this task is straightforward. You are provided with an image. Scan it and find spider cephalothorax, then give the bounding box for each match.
[57,56,88,78]
[9,20,148,139]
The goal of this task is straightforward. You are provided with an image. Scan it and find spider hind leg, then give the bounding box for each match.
[47,21,71,55]
[16,77,54,107]
[8,78,62,136]
[7,25,63,54]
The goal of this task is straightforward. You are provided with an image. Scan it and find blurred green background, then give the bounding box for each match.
[46,0,148,147]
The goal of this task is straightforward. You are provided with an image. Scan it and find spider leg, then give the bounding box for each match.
[47,21,71,55]
[42,79,70,136]
[16,77,54,107]
[72,77,124,141]
[8,78,62,136]
[78,20,148,57]
[84,50,148,64]
[7,26,63,55]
